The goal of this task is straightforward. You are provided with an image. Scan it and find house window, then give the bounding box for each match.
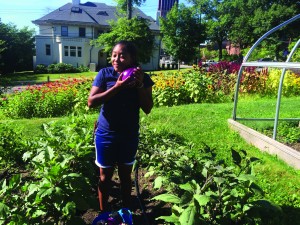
[79,27,86,37]
[61,26,68,36]
[97,29,104,36]
[46,44,51,55]
[77,47,82,57]
[64,46,69,56]
[70,46,76,57]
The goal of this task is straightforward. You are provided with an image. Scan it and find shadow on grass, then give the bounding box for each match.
[281,205,300,225]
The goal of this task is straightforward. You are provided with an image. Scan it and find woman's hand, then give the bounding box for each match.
[133,67,144,88]
[115,72,136,89]
[117,67,144,89]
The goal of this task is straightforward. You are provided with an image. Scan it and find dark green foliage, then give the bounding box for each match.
[0,115,97,224]
[0,23,35,74]
[92,16,155,64]
[138,125,282,224]
[160,3,205,64]
[34,63,90,74]
[33,64,48,74]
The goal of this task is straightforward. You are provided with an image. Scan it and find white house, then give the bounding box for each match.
[32,0,160,71]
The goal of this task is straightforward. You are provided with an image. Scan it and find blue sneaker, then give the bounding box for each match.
[92,208,133,225]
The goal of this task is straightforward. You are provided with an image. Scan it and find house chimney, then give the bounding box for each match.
[72,0,80,5]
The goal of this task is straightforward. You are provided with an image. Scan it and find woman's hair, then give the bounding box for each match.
[113,40,138,66]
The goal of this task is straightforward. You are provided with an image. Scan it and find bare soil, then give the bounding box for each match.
[81,168,170,225]
[287,142,300,153]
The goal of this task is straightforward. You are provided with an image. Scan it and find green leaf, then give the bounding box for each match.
[32,209,46,218]
[64,173,81,178]
[0,202,9,218]
[153,176,163,189]
[179,205,198,225]
[62,201,76,216]
[152,194,181,204]
[49,165,62,177]
[237,174,256,182]
[201,167,208,177]
[214,177,226,185]
[194,194,210,206]
[22,151,32,161]
[144,170,155,178]
[179,182,194,192]
[231,149,242,166]
[250,157,260,162]
[157,213,180,223]
[243,204,252,212]
[250,182,264,195]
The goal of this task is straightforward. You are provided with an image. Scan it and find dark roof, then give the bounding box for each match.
[32,2,159,31]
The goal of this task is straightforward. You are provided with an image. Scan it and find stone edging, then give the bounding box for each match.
[228,119,300,170]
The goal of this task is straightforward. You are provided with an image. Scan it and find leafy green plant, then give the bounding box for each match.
[34,64,47,74]
[265,69,300,97]
[151,69,225,106]
[0,115,97,224]
[152,148,283,225]
[261,121,300,144]
[34,63,90,74]
[0,125,27,171]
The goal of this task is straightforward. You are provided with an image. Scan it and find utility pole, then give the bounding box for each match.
[127,0,132,19]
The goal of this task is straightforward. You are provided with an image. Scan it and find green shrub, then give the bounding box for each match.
[34,63,90,74]
[78,65,90,72]
[0,115,96,224]
[34,64,47,74]
[264,68,300,96]
[138,125,282,225]
[47,63,76,73]
[152,69,230,106]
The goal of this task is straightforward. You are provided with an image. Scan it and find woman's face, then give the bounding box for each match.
[111,44,133,73]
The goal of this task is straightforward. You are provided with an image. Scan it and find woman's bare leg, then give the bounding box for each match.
[118,164,133,209]
[98,167,114,211]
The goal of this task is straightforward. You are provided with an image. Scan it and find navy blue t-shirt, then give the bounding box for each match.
[93,67,154,133]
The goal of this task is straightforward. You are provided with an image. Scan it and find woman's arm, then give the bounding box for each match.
[87,76,126,108]
[133,67,153,114]
[137,86,153,114]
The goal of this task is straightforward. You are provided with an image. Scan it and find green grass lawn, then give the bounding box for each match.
[0,71,98,84]
[0,68,191,85]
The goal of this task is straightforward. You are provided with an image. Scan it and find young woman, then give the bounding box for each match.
[88,40,154,211]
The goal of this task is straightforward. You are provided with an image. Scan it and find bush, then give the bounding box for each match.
[264,68,300,96]
[34,64,48,74]
[78,65,90,72]
[34,63,90,74]
[0,115,97,224]
[47,63,77,74]
[152,63,294,107]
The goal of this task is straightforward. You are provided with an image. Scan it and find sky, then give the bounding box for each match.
[0,0,186,33]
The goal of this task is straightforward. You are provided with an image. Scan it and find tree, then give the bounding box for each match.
[223,0,300,60]
[159,3,205,67]
[0,22,35,74]
[91,16,155,64]
[116,0,146,19]
[189,0,300,61]
[189,0,231,60]
[249,1,300,60]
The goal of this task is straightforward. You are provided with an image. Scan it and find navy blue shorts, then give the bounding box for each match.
[94,130,139,168]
